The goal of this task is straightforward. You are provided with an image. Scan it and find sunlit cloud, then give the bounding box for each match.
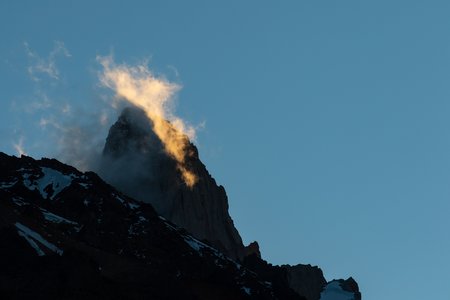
[98,55,198,187]
[13,137,27,157]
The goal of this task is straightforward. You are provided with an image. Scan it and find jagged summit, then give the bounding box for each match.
[0,109,361,300]
[96,107,361,300]
[103,106,165,158]
[99,106,246,260]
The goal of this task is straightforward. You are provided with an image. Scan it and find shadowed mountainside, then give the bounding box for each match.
[99,107,246,260]
[0,153,304,300]
[0,107,361,300]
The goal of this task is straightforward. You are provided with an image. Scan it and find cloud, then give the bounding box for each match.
[13,137,27,157]
[26,91,52,113]
[36,103,115,172]
[61,103,71,114]
[98,55,198,187]
[10,50,201,189]
[24,41,71,81]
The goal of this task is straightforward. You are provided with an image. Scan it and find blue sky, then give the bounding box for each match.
[2,1,450,299]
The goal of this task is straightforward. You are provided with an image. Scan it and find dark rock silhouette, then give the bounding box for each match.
[243,254,333,300]
[245,241,262,258]
[0,152,302,299]
[0,107,362,299]
[99,106,245,260]
[282,264,327,300]
[96,106,361,300]
[333,277,361,300]
[319,278,361,300]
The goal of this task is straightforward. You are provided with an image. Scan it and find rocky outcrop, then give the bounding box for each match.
[243,253,330,300]
[281,264,327,300]
[243,253,307,300]
[320,278,361,300]
[245,241,261,258]
[97,107,362,299]
[339,277,361,298]
[98,107,245,260]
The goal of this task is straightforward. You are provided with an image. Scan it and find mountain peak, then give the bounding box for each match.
[103,106,165,158]
[99,106,245,260]
[0,130,362,299]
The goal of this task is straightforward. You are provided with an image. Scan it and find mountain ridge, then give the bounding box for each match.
[0,152,300,299]
[0,107,361,300]
[0,150,360,300]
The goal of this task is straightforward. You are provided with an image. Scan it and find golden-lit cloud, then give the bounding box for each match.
[98,56,197,187]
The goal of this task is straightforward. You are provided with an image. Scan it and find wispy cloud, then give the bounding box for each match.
[26,91,52,112]
[36,103,116,172]
[13,137,27,157]
[24,41,71,81]
[61,103,71,114]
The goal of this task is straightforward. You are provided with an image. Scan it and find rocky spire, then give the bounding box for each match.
[99,106,245,260]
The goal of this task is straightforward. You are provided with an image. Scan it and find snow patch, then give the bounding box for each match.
[128,215,148,235]
[128,225,136,235]
[0,180,17,189]
[11,197,27,206]
[184,236,205,252]
[17,230,45,256]
[78,182,91,189]
[15,222,63,256]
[114,193,140,210]
[115,194,126,205]
[242,286,252,295]
[22,168,75,200]
[161,218,244,271]
[320,281,355,300]
[40,208,80,231]
[183,234,226,260]
[128,202,140,210]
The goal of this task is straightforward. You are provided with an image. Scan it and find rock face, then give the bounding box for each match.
[245,241,262,258]
[243,254,330,300]
[281,264,327,300]
[339,277,360,298]
[96,107,362,300]
[0,152,303,300]
[98,107,245,260]
[242,253,308,300]
[0,146,362,299]
[320,278,361,300]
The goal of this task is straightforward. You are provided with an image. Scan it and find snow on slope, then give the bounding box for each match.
[15,222,63,256]
[40,209,78,225]
[320,280,355,300]
[22,167,75,200]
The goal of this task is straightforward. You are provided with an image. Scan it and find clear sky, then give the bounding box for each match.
[2,1,450,299]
